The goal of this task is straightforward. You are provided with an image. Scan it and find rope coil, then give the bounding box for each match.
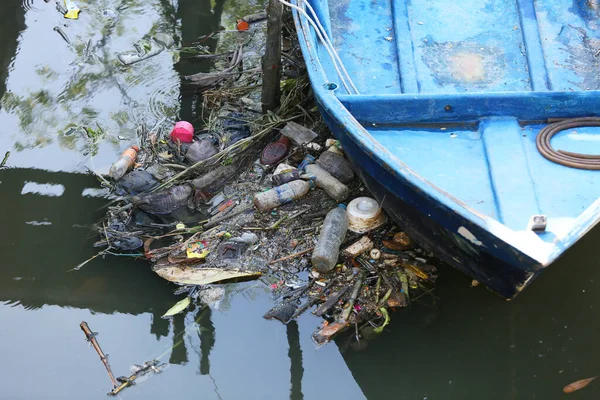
[536,117,600,170]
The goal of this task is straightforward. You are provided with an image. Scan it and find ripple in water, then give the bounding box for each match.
[125,63,180,126]
[21,0,41,12]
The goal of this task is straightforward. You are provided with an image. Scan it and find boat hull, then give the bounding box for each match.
[317,103,543,299]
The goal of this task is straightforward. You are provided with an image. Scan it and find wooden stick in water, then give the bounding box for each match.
[269,247,314,265]
[80,321,118,388]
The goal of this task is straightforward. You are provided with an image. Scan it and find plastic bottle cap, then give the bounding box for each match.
[337,204,347,209]
[307,180,316,189]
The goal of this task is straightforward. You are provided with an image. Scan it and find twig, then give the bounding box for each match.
[341,271,365,322]
[68,249,109,272]
[80,321,118,389]
[0,151,10,168]
[109,360,163,396]
[160,163,187,170]
[269,247,314,265]
[87,168,112,188]
[204,204,253,229]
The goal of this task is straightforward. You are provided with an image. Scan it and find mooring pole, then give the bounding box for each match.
[261,0,283,113]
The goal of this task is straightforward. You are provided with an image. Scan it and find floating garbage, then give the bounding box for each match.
[253,180,314,211]
[64,0,80,19]
[109,146,139,180]
[186,138,218,163]
[346,197,387,233]
[84,18,438,350]
[304,163,349,202]
[170,121,194,143]
[260,135,291,165]
[312,205,348,273]
[281,121,318,146]
[317,150,354,184]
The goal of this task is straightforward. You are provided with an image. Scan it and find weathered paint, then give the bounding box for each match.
[293,0,600,297]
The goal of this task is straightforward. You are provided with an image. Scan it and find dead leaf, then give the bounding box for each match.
[564,376,597,393]
[153,265,261,285]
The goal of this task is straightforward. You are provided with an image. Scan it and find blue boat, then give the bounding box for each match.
[292,0,600,298]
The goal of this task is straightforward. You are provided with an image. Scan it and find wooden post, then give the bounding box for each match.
[261,0,283,113]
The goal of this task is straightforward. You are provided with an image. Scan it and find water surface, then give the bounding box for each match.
[1,1,599,399]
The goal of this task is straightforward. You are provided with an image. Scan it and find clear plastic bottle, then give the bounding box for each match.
[312,205,349,273]
[253,180,315,211]
[109,145,139,180]
[304,163,349,202]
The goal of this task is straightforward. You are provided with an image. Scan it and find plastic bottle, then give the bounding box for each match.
[186,138,218,163]
[109,145,139,180]
[272,169,301,186]
[297,154,316,171]
[304,163,349,202]
[317,151,354,183]
[260,135,291,165]
[312,205,349,273]
[253,180,315,211]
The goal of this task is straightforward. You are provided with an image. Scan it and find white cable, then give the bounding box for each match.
[278,0,359,94]
[279,0,350,93]
[299,0,359,94]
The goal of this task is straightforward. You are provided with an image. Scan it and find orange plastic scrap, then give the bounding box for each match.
[236,20,250,31]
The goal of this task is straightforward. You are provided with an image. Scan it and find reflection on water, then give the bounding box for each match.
[0,3,363,398]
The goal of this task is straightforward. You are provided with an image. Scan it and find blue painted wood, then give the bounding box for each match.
[390,0,419,93]
[516,0,551,91]
[338,91,600,123]
[293,0,600,297]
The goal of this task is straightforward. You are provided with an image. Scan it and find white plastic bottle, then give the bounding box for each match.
[312,205,349,273]
[253,180,314,211]
[304,163,349,202]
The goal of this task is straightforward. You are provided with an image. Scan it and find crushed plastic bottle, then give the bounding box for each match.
[312,205,349,273]
[186,138,218,163]
[317,151,354,184]
[109,145,139,180]
[272,168,301,186]
[253,180,315,211]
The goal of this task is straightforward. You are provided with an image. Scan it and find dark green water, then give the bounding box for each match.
[1,1,599,399]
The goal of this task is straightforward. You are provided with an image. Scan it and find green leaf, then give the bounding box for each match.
[162,297,191,317]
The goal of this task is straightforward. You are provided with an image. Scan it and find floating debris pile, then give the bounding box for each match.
[86,10,438,347]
